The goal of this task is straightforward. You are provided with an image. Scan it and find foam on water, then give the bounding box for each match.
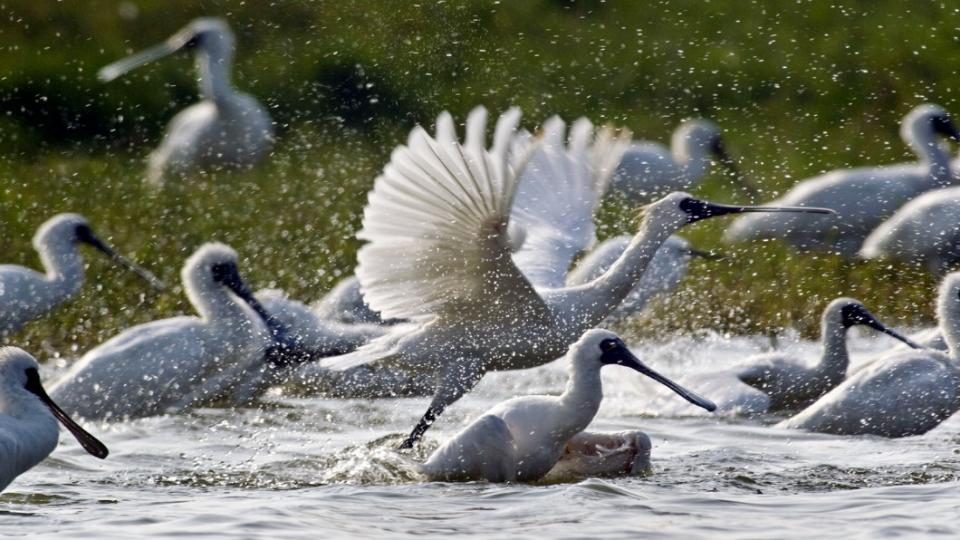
[4,332,960,538]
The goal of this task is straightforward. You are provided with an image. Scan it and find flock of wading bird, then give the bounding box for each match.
[5,18,960,488]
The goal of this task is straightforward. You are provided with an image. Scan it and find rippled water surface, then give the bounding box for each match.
[4,332,960,538]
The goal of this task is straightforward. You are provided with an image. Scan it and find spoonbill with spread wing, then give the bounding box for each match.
[306,108,833,448]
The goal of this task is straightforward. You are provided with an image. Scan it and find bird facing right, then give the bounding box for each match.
[0,347,108,493]
[421,329,715,483]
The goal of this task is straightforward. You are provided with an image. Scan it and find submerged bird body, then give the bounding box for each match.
[421,330,714,482]
[256,289,390,356]
[0,348,107,492]
[725,104,960,255]
[637,298,918,416]
[99,18,273,186]
[736,298,919,412]
[780,272,960,437]
[0,214,160,336]
[49,243,282,420]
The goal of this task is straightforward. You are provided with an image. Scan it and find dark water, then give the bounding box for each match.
[3,332,959,538]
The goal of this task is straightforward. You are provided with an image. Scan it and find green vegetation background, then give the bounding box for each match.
[0,0,954,357]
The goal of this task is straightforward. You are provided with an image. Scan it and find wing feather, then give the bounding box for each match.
[356,119,547,322]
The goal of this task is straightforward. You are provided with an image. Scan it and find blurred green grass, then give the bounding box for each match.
[0,0,955,356]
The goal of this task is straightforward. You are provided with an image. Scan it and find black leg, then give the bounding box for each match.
[397,359,485,450]
[399,406,439,449]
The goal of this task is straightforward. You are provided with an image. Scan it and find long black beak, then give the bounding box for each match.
[217,266,289,342]
[849,308,924,350]
[933,116,960,142]
[77,230,165,290]
[218,269,317,369]
[711,140,760,199]
[679,197,835,224]
[24,368,108,459]
[601,343,716,412]
[685,246,723,260]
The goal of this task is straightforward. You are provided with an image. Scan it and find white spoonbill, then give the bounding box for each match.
[733,298,921,412]
[422,329,714,482]
[306,107,628,325]
[565,235,714,322]
[860,185,960,274]
[635,298,919,416]
[49,243,289,420]
[0,347,107,493]
[99,18,274,187]
[778,272,960,437]
[611,119,757,203]
[306,110,832,448]
[0,213,162,336]
[725,104,960,255]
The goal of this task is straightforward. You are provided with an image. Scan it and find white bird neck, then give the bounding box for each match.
[183,273,251,326]
[551,210,677,333]
[34,236,85,298]
[195,46,235,104]
[938,289,960,359]
[816,317,850,381]
[557,360,604,436]
[903,120,952,178]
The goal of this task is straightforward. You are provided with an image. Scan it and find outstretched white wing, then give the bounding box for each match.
[590,125,632,198]
[510,118,632,289]
[355,118,548,323]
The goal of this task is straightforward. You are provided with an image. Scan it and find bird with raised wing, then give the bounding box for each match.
[301,109,833,448]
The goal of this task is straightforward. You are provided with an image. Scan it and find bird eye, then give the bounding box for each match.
[210,262,232,282]
[599,338,619,351]
[74,224,94,243]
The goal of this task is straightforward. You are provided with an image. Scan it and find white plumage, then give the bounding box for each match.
[778,272,960,437]
[634,298,918,416]
[0,213,161,336]
[725,104,960,255]
[99,18,274,187]
[565,235,704,322]
[421,329,713,482]
[49,243,282,420]
[0,347,107,493]
[860,185,960,274]
[611,119,755,203]
[302,108,832,448]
